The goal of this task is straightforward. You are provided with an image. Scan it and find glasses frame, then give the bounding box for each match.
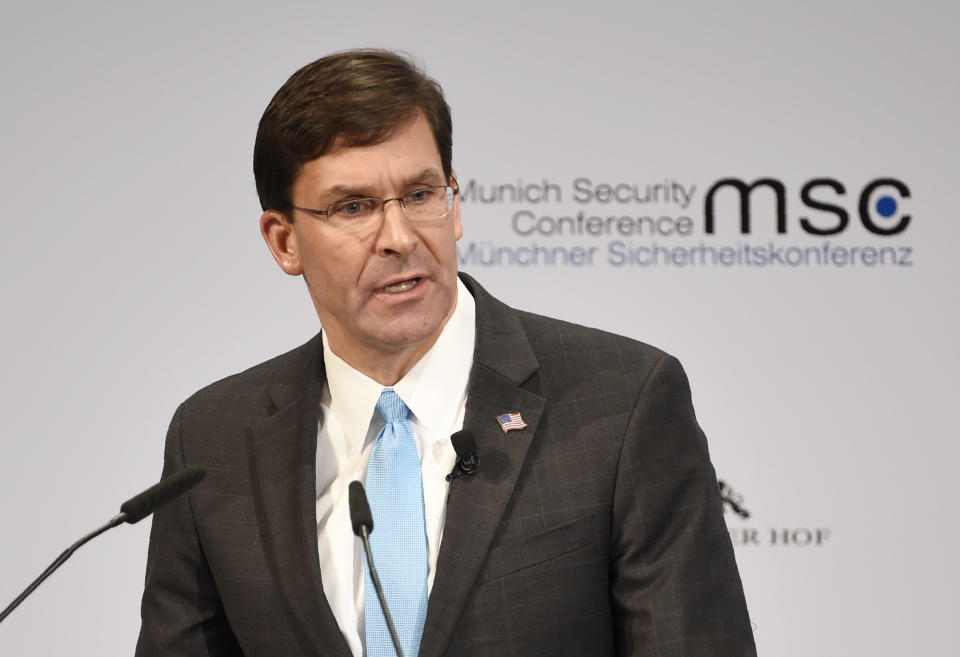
[291,182,460,228]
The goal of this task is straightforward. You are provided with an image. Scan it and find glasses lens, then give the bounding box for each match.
[403,187,453,222]
[325,198,382,230]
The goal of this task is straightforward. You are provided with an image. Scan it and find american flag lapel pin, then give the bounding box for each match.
[496,412,528,433]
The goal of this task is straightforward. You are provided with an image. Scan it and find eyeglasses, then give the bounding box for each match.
[292,184,459,233]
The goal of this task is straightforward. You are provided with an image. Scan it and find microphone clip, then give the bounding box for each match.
[446,452,479,481]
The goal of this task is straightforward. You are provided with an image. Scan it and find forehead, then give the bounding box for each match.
[294,113,444,199]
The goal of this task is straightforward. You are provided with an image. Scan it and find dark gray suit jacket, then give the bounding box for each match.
[136,273,756,656]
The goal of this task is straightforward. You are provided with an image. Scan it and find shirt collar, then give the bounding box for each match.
[322,277,476,451]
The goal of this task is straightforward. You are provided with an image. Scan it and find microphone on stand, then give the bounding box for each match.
[349,480,404,657]
[0,466,206,624]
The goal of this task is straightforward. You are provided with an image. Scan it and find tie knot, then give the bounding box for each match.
[376,388,409,423]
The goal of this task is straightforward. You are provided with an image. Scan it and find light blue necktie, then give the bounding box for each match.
[364,389,429,657]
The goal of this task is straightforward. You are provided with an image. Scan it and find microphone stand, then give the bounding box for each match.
[358,525,405,657]
[0,512,126,623]
[0,466,205,625]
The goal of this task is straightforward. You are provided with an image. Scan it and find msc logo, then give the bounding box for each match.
[704,177,911,236]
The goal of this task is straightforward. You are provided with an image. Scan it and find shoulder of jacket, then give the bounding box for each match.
[181,332,323,408]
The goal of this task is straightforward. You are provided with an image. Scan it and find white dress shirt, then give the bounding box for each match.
[314,278,476,657]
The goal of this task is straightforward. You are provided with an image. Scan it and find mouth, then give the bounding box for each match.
[379,277,422,293]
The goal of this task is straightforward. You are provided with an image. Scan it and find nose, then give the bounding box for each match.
[373,199,418,257]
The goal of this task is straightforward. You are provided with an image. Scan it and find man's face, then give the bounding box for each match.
[261,113,463,377]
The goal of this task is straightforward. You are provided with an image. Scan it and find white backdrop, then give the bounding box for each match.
[1,1,957,654]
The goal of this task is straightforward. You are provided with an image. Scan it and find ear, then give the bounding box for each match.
[451,170,463,241]
[260,210,303,276]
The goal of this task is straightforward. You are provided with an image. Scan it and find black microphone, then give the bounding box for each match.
[446,430,479,481]
[120,466,206,523]
[349,480,404,657]
[349,480,374,537]
[0,466,206,624]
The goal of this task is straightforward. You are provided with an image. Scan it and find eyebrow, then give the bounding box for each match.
[320,168,446,200]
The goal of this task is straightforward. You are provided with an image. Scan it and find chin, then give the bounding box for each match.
[375,326,440,351]
[368,315,447,351]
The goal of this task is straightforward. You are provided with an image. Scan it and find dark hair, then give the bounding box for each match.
[253,49,453,214]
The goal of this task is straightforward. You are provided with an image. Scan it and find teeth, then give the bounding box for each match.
[382,278,419,293]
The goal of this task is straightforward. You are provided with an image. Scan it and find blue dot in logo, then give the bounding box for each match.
[876,196,898,218]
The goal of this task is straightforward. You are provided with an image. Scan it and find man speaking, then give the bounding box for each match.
[135,49,756,656]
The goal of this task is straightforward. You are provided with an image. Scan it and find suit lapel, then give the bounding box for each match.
[419,275,545,657]
[246,339,353,657]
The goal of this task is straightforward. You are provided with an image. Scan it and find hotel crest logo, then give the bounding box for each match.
[719,479,832,548]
